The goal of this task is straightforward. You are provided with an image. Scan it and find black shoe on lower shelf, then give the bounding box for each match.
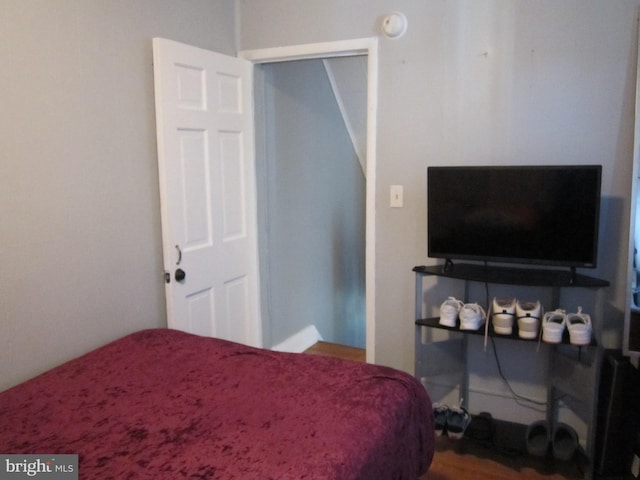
[526,420,550,457]
[465,411,495,445]
[552,423,578,461]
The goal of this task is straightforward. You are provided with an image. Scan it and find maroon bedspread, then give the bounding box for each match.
[0,329,433,479]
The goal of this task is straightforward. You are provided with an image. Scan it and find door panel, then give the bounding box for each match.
[153,38,261,347]
[180,130,211,246]
[220,132,245,239]
[187,288,216,337]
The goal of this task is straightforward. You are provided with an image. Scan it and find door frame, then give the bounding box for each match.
[240,38,378,363]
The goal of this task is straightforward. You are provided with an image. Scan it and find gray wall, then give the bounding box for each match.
[3,0,639,397]
[260,59,366,349]
[0,0,237,391]
[237,0,638,375]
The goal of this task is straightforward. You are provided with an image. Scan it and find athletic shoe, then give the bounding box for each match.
[516,300,542,339]
[459,303,486,331]
[446,405,472,439]
[542,309,567,343]
[439,296,464,327]
[433,403,449,436]
[492,297,516,335]
[567,306,592,346]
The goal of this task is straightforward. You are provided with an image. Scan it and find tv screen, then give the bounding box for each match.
[427,165,602,269]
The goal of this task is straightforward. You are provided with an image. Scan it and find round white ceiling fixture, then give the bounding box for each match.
[381,12,407,39]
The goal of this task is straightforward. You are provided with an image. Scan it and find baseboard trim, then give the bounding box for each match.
[271,325,323,353]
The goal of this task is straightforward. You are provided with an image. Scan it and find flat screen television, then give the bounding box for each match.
[427,165,602,269]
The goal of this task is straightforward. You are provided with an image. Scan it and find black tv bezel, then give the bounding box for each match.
[427,164,602,270]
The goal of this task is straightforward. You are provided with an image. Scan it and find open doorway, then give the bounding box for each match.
[258,57,366,351]
[241,39,378,362]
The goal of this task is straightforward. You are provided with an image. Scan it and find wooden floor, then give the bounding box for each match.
[304,342,580,480]
[303,340,366,362]
[424,436,583,480]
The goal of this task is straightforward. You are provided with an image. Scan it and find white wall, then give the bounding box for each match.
[237,0,639,375]
[0,0,237,391]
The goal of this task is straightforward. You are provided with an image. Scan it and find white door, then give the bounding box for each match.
[152,38,261,347]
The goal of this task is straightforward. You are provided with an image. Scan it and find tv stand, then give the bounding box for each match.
[413,262,609,479]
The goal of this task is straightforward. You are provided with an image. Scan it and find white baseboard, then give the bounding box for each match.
[271,325,323,353]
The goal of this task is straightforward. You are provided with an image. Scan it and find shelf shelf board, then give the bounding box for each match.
[413,263,609,288]
[415,317,597,347]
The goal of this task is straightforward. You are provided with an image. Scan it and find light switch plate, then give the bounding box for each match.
[390,185,403,208]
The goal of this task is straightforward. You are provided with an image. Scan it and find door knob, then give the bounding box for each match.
[175,268,186,282]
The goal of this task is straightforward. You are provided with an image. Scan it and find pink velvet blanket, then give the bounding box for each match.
[0,329,434,479]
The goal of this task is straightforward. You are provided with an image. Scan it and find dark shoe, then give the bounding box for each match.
[446,405,471,439]
[552,423,578,461]
[433,403,449,437]
[526,420,549,456]
[465,411,495,444]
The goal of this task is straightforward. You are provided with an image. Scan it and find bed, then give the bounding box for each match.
[0,329,434,479]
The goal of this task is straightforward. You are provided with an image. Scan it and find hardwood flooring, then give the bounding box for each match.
[304,342,580,480]
[424,436,583,480]
[303,340,366,362]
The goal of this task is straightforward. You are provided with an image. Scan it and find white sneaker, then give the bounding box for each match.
[459,303,486,331]
[567,306,592,346]
[439,297,464,327]
[492,297,516,335]
[516,300,542,339]
[542,309,567,343]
